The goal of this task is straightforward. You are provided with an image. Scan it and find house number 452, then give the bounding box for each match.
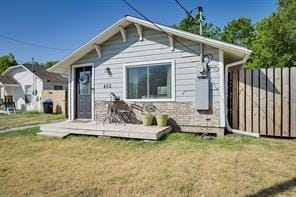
[103,84,111,89]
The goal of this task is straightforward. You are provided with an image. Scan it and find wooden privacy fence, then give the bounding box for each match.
[229,66,296,137]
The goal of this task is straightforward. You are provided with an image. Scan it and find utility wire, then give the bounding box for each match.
[175,0,196,19]
[122,0,199,55]
[0,33,74,51]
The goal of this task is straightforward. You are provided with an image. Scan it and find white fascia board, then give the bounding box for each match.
[49,15,251,73]
[126,16,251,55]
[2,64,42,82]
[48,17,128,72]
[2,84,20,87]
[1,65,22,75]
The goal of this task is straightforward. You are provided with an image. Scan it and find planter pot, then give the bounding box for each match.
[156,114,168,127]
[142,114,153,126]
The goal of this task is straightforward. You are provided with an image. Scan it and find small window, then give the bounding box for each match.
[24,85,32,104]
[25,85,32,94]
[54,85,63,90]
[126,63,172,100]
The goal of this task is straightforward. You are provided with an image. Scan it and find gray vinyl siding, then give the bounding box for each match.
[74,25,220,103]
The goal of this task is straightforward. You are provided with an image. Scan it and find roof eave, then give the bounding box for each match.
[49,15,251,73]
[48,17,129,72]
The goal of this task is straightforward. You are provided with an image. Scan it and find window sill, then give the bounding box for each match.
[124,98,176,102]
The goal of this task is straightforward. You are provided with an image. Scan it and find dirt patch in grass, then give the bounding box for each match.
[0,112,65,130]
[0,128,295,196]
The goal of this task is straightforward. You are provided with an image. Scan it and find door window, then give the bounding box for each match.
[79,70,91,95]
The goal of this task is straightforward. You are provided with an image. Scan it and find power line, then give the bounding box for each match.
[0,33,74,51]
[122,0,200,56]
[175,0,196,19]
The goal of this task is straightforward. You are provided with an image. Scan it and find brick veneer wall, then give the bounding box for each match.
[95,101,223,133]
[42,90,67,114]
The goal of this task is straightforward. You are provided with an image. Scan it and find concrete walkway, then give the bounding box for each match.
[0,125,40,134]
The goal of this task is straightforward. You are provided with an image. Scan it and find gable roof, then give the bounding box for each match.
[23,64,67,82]
[0,75,20,86]
[2,64,67,83]
[49,15,252,73]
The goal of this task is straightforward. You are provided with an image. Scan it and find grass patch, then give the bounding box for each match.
[0,128,295,196]
[0,112,65,130]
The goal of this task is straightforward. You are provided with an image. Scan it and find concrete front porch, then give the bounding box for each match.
[39,121,172,140]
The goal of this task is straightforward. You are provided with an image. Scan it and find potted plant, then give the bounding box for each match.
[156,114,168,127]
[142,113,153,126]
[141,103,156,126]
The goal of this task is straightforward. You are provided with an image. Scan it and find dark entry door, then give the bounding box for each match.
[76,66,92,119]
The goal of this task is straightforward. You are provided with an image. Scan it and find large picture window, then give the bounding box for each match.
[126,63,172,100]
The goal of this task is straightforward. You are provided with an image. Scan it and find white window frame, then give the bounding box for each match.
[123,59,175,102]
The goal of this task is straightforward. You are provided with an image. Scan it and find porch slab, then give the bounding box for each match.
[39,121,172,140]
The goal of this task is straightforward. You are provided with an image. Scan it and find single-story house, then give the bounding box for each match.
[0,64,67,111]
[48,16,251,134]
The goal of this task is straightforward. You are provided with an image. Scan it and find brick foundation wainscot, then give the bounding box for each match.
[95,101,224,136]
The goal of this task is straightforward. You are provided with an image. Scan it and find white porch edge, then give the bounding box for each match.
[70,63,95,121]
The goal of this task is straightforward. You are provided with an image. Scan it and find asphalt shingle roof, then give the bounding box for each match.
[23,64,67,82]
[0,75,19,85]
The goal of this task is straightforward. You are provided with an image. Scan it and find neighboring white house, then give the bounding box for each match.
[48,16,251,134]
[0,64,67,111]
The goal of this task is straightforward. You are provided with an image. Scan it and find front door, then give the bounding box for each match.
[75,66,92,119]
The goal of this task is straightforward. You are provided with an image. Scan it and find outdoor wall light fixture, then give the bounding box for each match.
[105,67,112,76]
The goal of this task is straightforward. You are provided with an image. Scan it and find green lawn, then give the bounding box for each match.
[0,111,65,130]
[0,128,295,196]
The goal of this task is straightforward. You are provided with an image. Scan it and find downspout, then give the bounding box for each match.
[224,55,260,138]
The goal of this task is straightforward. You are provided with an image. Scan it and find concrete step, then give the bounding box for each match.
[40,125,73,133]
[37,131,70,138]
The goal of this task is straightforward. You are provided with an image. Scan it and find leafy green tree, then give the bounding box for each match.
[173,14,221,39]
[43,61,59,68]
[221,17,255,48]
[247,0,296,68]
[0,53,18,74]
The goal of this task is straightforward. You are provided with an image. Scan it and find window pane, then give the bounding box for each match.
[148,64,171,99]
[54,85,63,90]
[25,85,32,94]
[79,71,91,95]
[127,67,147,99]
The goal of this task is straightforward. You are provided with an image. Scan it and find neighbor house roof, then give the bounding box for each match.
[49,15,252,73]
[2,64,67,83]
[22,64,67,82]
[0,75,20,86]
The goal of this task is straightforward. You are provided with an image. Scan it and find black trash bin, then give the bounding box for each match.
[43,98,53,114]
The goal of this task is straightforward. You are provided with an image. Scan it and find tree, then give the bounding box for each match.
[247,0,296,68]
[0,53,18,74]
[43,61,59,68]
[173,14,221,39]
[221,17,255,48]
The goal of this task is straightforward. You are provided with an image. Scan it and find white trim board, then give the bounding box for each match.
[70,63,95,121]
[219,49,225,127]
[2,64,43,82]
[123,59,176,102]
[49,16,251,74]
